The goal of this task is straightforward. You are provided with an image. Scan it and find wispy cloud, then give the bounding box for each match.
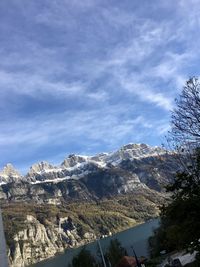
[0,0,200,170]
[0,106,151,147]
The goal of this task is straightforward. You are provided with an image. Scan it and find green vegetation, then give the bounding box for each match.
[69,247,98,267]
[68,239,127,267]
[105,239,127,267]
[149,149,200,258]
[149,78,200,264]
[1,190,164,252]
[145,257,163,267]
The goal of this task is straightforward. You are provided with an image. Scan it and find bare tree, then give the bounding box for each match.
[170,77,200,148]
[167,77,200,175]
[149,78,200,258]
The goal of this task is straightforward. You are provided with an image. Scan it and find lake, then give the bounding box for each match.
[32,218,159,267]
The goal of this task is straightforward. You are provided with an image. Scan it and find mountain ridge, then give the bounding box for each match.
[0,143,170,186]
[0,143,177,204]
[0,143,177,266]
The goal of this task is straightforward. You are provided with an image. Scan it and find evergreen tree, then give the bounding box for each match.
[69,247,98,267]
[105,239,127,267]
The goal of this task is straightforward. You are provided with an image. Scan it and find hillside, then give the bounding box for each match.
[0,144,177,203]
[0,144,177,266]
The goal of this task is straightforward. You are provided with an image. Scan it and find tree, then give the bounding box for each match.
[105,239,127,267]
[149,78,200,261]
[167,77,200,175]
[69,247,98,267]
[170,77,200,147]
[168,77,200,200]
[69,239,127,267]
[149,151,200,258]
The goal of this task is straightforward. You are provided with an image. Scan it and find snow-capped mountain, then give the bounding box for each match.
[95,143,166,165]
[0,163,22,185]
[61,143,165,169]
[0,143,177,203]
[0,144,177,267]
[21,143,168,184]
[0,143,169,185]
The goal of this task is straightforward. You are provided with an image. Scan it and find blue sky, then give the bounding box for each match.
[0,0,200,173]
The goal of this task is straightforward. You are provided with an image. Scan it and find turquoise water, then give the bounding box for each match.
[32,218,159,267]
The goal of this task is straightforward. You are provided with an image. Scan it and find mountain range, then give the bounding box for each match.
[0,143,179,267]
[0,143,177,203]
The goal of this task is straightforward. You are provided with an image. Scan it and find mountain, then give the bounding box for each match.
[0,163,22,185]
[0,143,178,266]
[3,190,166,267]
[0,143,177,203]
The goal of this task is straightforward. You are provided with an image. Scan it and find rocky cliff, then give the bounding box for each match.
[0,144,177,203]
[8,214,96,267]
[0,144,178,266]
[3,188,166,267]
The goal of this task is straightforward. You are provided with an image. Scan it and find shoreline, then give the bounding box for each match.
[31,217,159,267]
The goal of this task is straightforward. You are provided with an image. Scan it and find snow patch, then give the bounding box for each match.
[31,176,71,184]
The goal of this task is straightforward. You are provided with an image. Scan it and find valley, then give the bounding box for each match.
[0,144,177,266]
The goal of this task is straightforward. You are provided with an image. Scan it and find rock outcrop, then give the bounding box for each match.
[0,164,22,185]
[0,144,177,203]
[0,144,178,266]
[8,215,96,267]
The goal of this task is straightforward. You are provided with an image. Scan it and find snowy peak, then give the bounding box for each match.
[0,163,21,177]
[61,154,88,168]
[88,143,166,167]
[60,144,166,171]
[0,143,169,185]
[27,161,57,175]
[0,163,22,184]
[116,143,165,159]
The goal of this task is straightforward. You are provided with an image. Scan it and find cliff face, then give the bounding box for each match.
[0,144,177,266]
[8,215,96,267]
[3,188,166,267]
[0,153,177,204]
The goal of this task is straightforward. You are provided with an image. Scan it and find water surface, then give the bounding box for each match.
[32,218,159,267]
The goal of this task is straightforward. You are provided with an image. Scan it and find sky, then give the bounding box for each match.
[0,0,200,173]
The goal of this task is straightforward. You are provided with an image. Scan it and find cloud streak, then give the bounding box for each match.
[0,0,200,170]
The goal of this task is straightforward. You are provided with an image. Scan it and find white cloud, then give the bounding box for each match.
[0,106,154,149]
[1,0,200,169]
[0,70,86,98]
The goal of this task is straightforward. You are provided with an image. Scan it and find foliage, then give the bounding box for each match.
[149,149,200,258]
[69,239,127,267]
[145,257,163,267]
[69,247,98,267]
[105,239,127,267]
[2,190,164,251]
[149,78,200,262]
[1,191,165,249]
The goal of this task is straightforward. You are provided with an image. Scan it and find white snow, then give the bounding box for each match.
[31,176,71,184]
[0,174,20,178]
[1,143,171,185]
[32,168,63,175]
[29,144,169,184]
[95,161,107,168]
[76,155,90,160]
[65,162,88,171]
